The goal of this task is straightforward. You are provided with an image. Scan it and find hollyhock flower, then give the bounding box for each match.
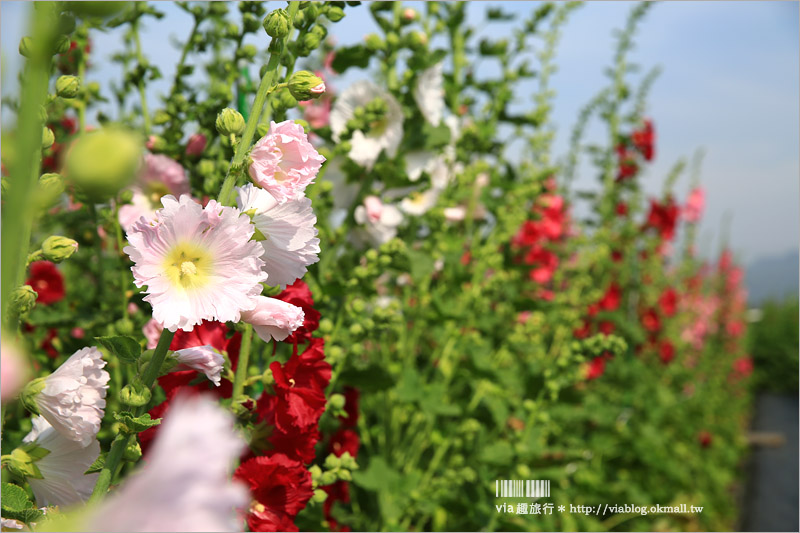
[322,481,351,532]
[255,392,321,464]
[124,194,266,332]
[1,335,29,401]
[330,81,403,170]
[698,431,713,448]
[733,356,754,377]
[248,120,325,203]
[573,321,591,340]
[329,429,360,458]
[631,119,655,161]
[585,356,606,380]
[683,187,705,223]
[1,518,24,530]
[85,395,249,532]
[526,247,559,284]
[23,347,108,447]
[443,206,467,222]
[236,184,320,288]
[172,346,225,386]
[615,144,638,181]
[354,196,403,246]
[21,416,100,507]
[659,340,675,364]
[269,338,331,432]
[235,454,314,533]
[413,62,444,126]
[185,133,207,157]
[26,261,65,305]
[276,280,321,345]
[644,197,680,241]
[143,318,163,350]
[616,202,628,217]
[599,283,621,312]
[301,94,332,129]
[400,188,440,216]
[726,320,745,337]
[241,296,305,343]
[658,288,678,317]
[41,328,59,358]
[641,308,661,333]
[118,154,191,231]
[598,321,616,335]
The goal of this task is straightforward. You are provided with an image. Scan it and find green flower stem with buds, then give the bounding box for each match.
[217,2,299,207]
[132,19,151,136]
[1,2,57,329]
[89,327,176,502]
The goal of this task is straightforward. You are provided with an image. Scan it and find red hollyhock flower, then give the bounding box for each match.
[598,321,616,336]
[26,261,65,305]
[658,288,678,317]
[615,202,628,217]
[659,340,675,364]
[526,246,558,284]
[573,320,592,340]
[585,356,606,380]
[733,356,754,377]
[339,387,360,428]
[276,280,321,345]
[631,119,655,161]
[698,431,713,448]
[512,220,540,248]
[329,428,360,458]
[641,308,660,333]
[615,144,638,181]
[235,454,314,533]
[322,481,351,532]
[41,328,59,358]
[644,197,680,241]
[270,338,331,432]
[599,283,621,312]
[255,393,321,465]
[726,320,744,337]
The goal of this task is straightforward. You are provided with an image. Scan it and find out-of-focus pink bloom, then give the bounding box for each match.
[683,187,705,223]
[185,133,207,157]
[1,336,29,402]
[118,154,191,232]
[70,327,85,339]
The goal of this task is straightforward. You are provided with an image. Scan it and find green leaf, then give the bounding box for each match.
[330,45,371,73]
[95,335,142,363]
[338,364,394,392]
[114,412,161,434]
[2,507,44,524]
[84,453,106,475]
[1,483,31,513]
[407,249,436,282]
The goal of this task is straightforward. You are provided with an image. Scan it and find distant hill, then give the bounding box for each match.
[745,250,799,306]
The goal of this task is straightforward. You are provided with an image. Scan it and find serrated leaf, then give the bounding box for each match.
[2,507,44,523]
[1,483,32,513]
[95,335,141,363]
[84,453,106,474]
[114,412,161,433]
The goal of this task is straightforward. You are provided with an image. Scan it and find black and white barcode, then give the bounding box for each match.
[495,479,550,498]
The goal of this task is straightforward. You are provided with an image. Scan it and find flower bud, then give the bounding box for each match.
[215,108,246,136]
[242,13,260,33]
[39,172,64,197]
[153,109,171,125]
[364,33,384,52]
[402,8,417,22]
[54,35,71,55]
[56,75,81,98]
[19,36,34,58]
[329,393,346,410]
[64,128,142,202]
[288,70,325,101]
[41,236,79,263]
[312,489,328,503]
[123,441,142,462]
[325,6,345,22]
[263,8,290,38]
[238,43,257,60]
[58,12,77,35]
[10,286,38,318]
[42,127,55,149]
[320,471,337,486]
[119,380,152,407]
[385,32,400,49]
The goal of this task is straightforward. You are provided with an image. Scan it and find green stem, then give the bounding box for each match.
[77,52,86,133]
[231,324,254,399]
[89,203,105,306]
[132,19,151,136]
[217,4,299,206]
[89,327,175,502]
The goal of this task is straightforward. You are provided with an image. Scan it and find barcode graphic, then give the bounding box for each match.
[495,479,550,498]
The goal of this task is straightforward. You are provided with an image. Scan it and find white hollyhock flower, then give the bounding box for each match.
[85,395,249,532]
[124,195,267,332]
[172,346,225,386]
[330,81,403,170]
[24,347,109,447]
[22,416,100,507]
[400,188,440,216]
[413,62,445,126]
[354,195,403,246]
[236,184,320,289]
[241,296,305,343]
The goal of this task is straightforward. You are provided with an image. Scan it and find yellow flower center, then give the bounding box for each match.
[163,242,213,291]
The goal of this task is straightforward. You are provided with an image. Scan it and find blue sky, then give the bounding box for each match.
[2,1,798,264]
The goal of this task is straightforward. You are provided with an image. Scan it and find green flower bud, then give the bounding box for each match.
[41,236,79,263]
[123,441,142,462]
[238,44,257,60]
[299,32,321,54]
[263,8,290,38]
[65,128,142,202]
[56,75,81,98]
[215,108,246,136]
[3,445,46,480]
[385,32,400,49]
[10,286,38,318]
[325,6,345,22]
[312,488,328,503]
[38,172,64,200]
[42,127,55,149]
[19,36,34,58]
[293,8,307,28]
[242,13,260,33]
[225,22,240,39]
[319,471,337,486]
[324,453,341,470]
[119,380,152,408]
[153,110,171,125]
[288,70,325,101]
[272,88,298,112]
[19,377,46,415]
[329,393,346,410]
[303,2,319,20]
[54,35,71,55]
[406,31,428,51]
[58,13,77,35]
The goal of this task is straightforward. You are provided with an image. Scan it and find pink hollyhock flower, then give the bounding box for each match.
[683,187,705,223]
[143,318,163,349]
[124,195,266,332]
[236,184,320,289]
[248,120,325,203]
[241,296,305,343]
[118,154,191,232]
[85,395,249,532]
[185,133,207,157]
[1,335,29,402]
[354,195,403,246]
[172,346,225,386]
[733,356,754,377]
